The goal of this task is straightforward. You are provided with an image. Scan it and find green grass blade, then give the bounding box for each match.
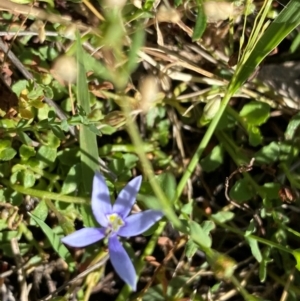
[76,32,99,194]
[232,0,300,92]
[177,0,300,198]
[29,213,74,267]
[126,25,145,74]
[192,0,206,41]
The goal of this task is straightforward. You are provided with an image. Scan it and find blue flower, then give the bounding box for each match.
[61,172,163,291]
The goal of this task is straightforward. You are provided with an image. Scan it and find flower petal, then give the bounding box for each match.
[92,172,112,227]
[118,210,163,237]
[61,228,106,247]
[108,236,137,291]
[113,176,142,218]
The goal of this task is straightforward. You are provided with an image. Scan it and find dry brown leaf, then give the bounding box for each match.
[89,81,114,98]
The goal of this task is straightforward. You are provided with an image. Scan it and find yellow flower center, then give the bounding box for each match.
[107,213,124,232]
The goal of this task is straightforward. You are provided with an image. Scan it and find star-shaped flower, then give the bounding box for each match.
[61,172,163,290]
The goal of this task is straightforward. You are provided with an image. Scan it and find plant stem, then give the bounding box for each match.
[176,93,233,198]
[0,179,88,204]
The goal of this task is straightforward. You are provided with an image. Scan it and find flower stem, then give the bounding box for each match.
[123,104,181,227]
[176,93,232,198]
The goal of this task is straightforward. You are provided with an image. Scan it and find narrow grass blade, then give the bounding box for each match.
[126,25,145,74]
[231,0,300,92]
[76,32,99,194]
[29,213,74,267]
[192,0,206,41]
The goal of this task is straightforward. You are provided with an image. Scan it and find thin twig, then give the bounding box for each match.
[11,238,28,301]
[0,31,59,37]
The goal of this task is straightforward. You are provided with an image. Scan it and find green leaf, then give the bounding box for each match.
[190,220,211,248]
[185,239,198,258]
[156,172,177,202]
[248,125,263,146]
[254,142,280,164]
[123,153,139,170]
[0,163,9,178]
[0,148,17,161]
[61,164,81,194]
[246,237,262,263]
[6,190,23,206]
[143,0,156,10]
[20,169,36,188]
[1,242,31,257]
[27,84,44,99]
[0,219,8,231]
[278,141,296,163]
[260,182,280,201]
[229,178,255,202]
[0,139,11,149]
[179,219,192,235]
[0,230,20,241]
[19,145,35,160]
[36,146,57,168]
[39,130,61,148]
[240,101,270,126]
[285,112,300,140]
[138,194,161,210]
[212,211,234,223]
[292,249,300,271]
[80,204,98,228]
[81,49,109,81]
[259,247,271,282]
[192,0,206,41]
[199,97,221,126]
[29,213,74,267]
[99,124,117,135]
[200,145,223,172]
[202,220,215,234]
[12,80,28,96]
[181,202,193,215]
[50,125,66,140]
[30,199,48,225]
[0,119,16,129]
[18,131,34,146]
[57,148,80,167]
[87,124,103,136]
[108,158,125,176]
[59,218,76,237]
